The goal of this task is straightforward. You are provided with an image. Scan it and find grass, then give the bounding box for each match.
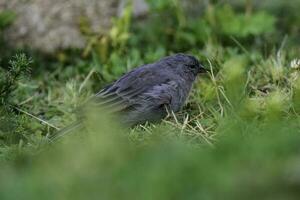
[0,1,300,199]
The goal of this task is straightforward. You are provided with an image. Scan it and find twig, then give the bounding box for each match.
[79,68,96,93]
[18,94,36,106]
[10,105,59,130]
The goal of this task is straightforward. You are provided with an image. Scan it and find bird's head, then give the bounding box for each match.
[163,53,207,76]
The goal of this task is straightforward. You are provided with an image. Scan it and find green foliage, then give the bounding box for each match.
[131,2,277,53]
[0,10,17,66]
[110,3,133,49]
[222,56,248,106]
[214,5,275,37]
[79,3,134,81]
[146,0,174,10]
[0,54,33,146]
[0,11,15,31]
[0,54,32,102]
[0,114,300,200]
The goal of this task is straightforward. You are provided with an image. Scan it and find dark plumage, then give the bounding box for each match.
[51,53,207,141]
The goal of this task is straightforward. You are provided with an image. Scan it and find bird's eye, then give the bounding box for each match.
[189,64,196,69]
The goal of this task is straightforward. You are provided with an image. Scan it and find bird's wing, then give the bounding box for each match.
[90,65,172,112]
[120,80,180,126]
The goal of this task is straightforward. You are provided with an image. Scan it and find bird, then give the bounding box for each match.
[50,53,207,141]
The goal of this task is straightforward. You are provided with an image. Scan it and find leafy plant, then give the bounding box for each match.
[0,54,32,102]
[0,54,32,145]
[213,4,276,38]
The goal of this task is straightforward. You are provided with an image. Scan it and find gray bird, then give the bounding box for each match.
[51,53,207,141]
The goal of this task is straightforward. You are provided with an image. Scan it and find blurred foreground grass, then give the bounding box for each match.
[1,112,300,199]
[0,0,300,199]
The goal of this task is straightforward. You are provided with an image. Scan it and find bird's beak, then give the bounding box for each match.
[198,65,208,74]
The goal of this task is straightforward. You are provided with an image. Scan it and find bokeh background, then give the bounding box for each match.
[0,0,300,199]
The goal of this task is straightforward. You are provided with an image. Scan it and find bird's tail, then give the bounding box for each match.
[50,121,84,142]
